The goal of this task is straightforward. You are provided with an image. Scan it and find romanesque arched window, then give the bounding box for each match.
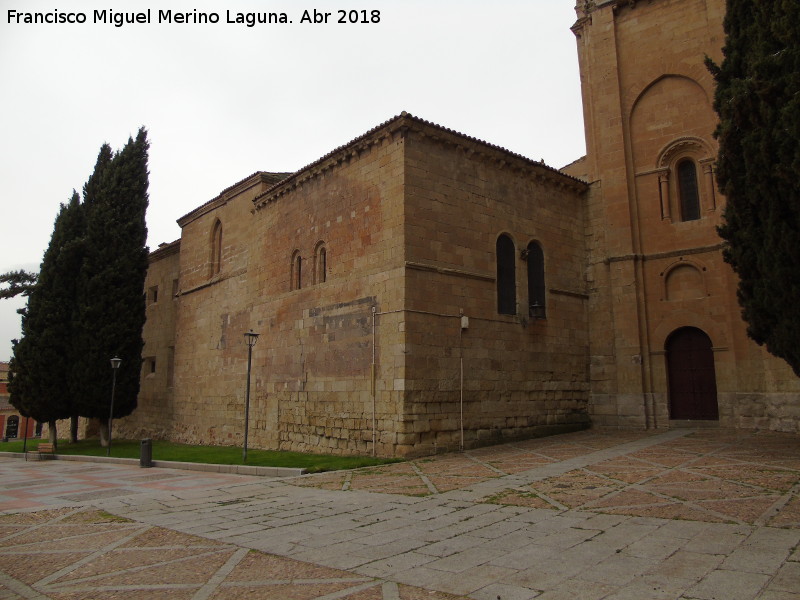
[526,242,546,319]
[314,242,327,284]
[655,137,716,222]
[496,234,516,315]
[291,250,302,290]
[210,219,223,277]
[677,159,700,221]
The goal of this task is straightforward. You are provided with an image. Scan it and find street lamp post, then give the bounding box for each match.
[107,357,121,457]
[243,330,260,462]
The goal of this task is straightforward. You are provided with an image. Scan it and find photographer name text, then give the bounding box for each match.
[7,8,382,28]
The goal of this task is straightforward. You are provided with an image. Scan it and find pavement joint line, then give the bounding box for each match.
[85,583,203,592]
[190,546,249,600]
[463,451,508,476]
[0,505,85,545]
[0,570,50,599]
[532,490,569,511]
[382,580,402,600]
[755,482,800,527]
[46,544,236,590]
[35,522,152,588]
[409,463,439,495]
[441,429,693,500]
[2,429,799,600]
[311,579,383,600]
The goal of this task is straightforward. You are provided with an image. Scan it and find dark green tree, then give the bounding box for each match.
[710,0,800,376]
[0,270,37,300]
[8,192,85,443]
[71,129,150,443]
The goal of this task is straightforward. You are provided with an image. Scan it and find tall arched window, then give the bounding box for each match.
[314,243,327,284]
[526,242,546,318]
[677,159,700,221]
[291,250,302,291]
[210,220,223,276]
[496,234,516,315]
[5,415,19,439]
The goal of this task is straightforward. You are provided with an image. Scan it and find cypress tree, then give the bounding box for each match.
[0,270,37,300]
[710,0,800,375]
[71,129,150,441]
[8,192,85,442]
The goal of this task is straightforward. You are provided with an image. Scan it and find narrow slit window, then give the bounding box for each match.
[210,220,223,276]
[314,243,327,284]
[526,242,546,318]
[291,251,303,291]
[496,234,516,315]
[318,247,327,283]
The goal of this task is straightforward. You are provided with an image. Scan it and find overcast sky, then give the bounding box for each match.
[0,0,586,361]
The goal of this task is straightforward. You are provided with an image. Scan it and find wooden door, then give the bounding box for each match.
[667,327,719,420]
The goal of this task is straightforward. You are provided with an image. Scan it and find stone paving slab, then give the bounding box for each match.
[0,428,798,599]
[0,508,464,599]
[294,428,800,528]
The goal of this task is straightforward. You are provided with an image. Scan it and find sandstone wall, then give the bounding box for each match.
[574,0,800,431]
[115,241,179,440]
[398,128,590,454]
[247,130,407,456]
[123,132,408,456]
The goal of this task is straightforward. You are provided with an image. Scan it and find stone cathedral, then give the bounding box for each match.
[115,0,800,457]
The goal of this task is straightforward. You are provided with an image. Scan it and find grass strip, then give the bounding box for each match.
[0,438,401,473]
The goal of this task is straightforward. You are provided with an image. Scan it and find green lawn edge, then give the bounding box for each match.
[0,439,402,473]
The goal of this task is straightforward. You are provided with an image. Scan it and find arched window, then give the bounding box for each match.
[5,415,19,439]
[291,250,302,291]
[314,243,327,284]
[210,220,223,276]
[655,137,716,221]
[496,234,516,315]
[677,159,700,221]
[526,242,546,319]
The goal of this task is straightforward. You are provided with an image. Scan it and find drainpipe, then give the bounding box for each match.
[459,310,468,451]
[371,306,377,457]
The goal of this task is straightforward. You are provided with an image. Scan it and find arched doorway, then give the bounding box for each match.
[666,327,719,420]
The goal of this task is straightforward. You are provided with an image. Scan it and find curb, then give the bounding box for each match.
[2,452,306,478]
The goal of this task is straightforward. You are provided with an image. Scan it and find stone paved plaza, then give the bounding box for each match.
[0,428,798,599]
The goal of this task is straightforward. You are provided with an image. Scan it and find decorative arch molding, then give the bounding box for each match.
[625,71,714,113]
[655,136,715,170]
[660,258,709,301]
[654,136,718,220]
[496,230,519,247]
[651,312,727,353]
[628,74,719,221]
[660,256,708,278]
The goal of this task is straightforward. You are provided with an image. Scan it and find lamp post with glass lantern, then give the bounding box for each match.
[107,357,121,457]
[243,330,259,462]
